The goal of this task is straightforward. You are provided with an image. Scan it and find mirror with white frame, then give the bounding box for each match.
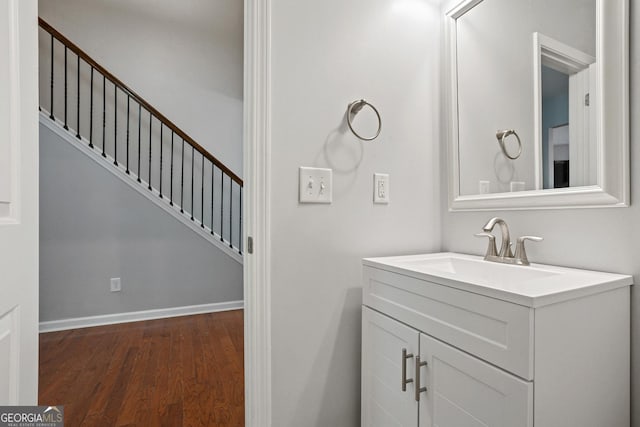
[445,0,629,210]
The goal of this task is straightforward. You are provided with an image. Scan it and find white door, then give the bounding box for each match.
[0,0,39,405]
[418,334,533,427]
[568,64,597,187]
[362,307,419,427]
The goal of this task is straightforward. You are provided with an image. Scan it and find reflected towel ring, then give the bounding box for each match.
[496,129,522,160]
[347,99,382,141]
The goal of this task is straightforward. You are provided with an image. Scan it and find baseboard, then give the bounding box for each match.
[39,300,244,333]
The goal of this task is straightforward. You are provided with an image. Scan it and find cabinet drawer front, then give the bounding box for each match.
[419,334,533,427]
[363,266,533,379]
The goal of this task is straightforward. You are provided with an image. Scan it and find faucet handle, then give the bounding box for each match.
[474,232,498,258]
[514,236,543,265]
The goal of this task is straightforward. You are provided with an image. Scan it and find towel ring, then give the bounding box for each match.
[496,129,522,160]
[347,99,382,141]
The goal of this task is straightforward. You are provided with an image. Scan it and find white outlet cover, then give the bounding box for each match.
[110,277,122,292]
[299,167,332,204]
[374,173,390,204]
[510,181,526,192]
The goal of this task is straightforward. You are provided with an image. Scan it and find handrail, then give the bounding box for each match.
[38,17,242,186]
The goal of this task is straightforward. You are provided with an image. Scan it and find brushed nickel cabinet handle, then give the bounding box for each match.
[401,348,414,391]
[415,356,428,402]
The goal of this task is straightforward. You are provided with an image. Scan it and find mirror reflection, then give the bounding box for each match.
[542,66,570,189]
[455,0,596,196]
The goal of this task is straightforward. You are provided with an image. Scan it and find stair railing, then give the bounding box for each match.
[38,18,243,254]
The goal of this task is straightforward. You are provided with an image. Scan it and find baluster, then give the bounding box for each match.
[125,96,130,174]
[229,180,233,248]
[200,154,205,227]
[211,164,215,235]
[89,67,94,147]
[102,75,106,157]
[137,104,142,183]
[169,132,174,206]
[40,25,246,252]
[64,46,68,130]
[159,124,164,198]
[76,55,80,138]
[220,169,224,241]
[180,139,185,213]
[148,113,152,190]
[113,85,118,165]
[49,34,54,120]
[190,146,195,221]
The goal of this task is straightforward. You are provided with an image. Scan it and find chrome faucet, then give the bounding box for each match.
[475,217,542,266]
[482,217,513,258]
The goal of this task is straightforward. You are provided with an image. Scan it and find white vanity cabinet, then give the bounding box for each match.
[361,253,633,427]
[362,307,532,427]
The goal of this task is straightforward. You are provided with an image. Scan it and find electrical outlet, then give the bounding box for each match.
[110,277,122,292]
[374,173,390,204]
[510,181,525,192]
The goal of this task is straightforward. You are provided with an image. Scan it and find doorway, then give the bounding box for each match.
[35,2,243,426]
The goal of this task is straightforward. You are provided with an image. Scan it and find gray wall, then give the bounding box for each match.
[38,0,244,176]
[39,121,242,322]
[441,3,640,425]
[268,0,442,425]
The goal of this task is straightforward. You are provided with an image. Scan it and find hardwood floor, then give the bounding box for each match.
[39,310,244,427]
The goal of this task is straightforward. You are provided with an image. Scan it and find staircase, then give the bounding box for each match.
[38,19,243,262]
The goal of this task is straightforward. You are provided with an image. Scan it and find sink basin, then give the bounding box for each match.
[363,252,633,307]
[389,254,559,287]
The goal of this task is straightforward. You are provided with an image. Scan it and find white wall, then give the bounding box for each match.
[38,0,244,176]
[456,0,595,195]
[268,0,442,425]
[39,122,243,321]
[441,3,640,425]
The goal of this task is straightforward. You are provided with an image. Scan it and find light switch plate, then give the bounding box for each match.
[299,167,332,203]
[479,180,491,194]
[374,173,390,204]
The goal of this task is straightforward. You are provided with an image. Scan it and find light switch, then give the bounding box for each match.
[299,167,332,203]
[374,173,390,204]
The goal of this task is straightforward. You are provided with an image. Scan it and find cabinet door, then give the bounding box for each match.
[418,334,533,427]
[362,307,419,427]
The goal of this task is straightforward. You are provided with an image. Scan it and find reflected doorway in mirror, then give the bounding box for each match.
[534,32,597,190]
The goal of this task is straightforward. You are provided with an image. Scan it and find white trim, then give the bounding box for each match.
[450,185,623,211]
[444,0,629,211]
[534,32,595,75]
[39,300,244,333]
[39,112,243,264]
[244,0,272,425]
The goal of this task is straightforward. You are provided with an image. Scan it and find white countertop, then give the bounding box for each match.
[363,252,633,307]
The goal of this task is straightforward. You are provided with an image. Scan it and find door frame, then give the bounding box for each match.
[22,0,272,419]
[243,0,272,425]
